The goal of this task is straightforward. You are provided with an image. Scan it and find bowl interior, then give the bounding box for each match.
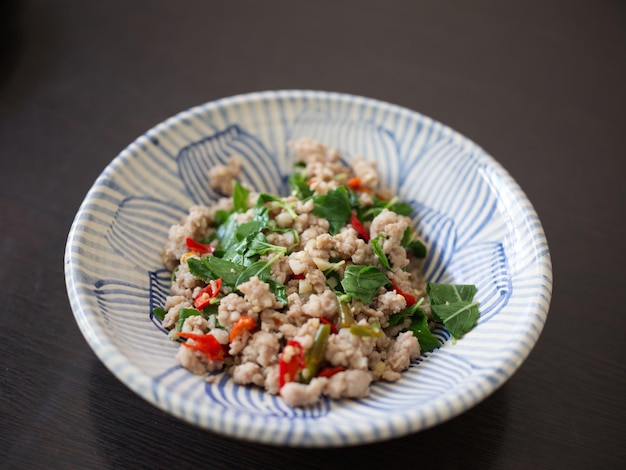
[65,90,551,446]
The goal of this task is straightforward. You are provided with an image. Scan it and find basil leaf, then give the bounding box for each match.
[407,314,441,352]
[268,279,288,304]
[256,193,297,219]
[347,187,362,209]
[388,304,416,326]
[401,227,427,258]
[153,306,166,322]
[312,186,352,235]
[237,207,269,240]
[427,283,479,339]
[246,232,286,257]
[233,180,249,212]
[202,303,219,317]
[220,237,250,265]
[289,172,313,199]
[430,301,480,339]
[214,209,230,227]
[235,259,272,286]
[389,302,441,352]
[216,213,239,252]
[341,264,391,304]
[176,308,202,332]
[371,235,391,270]
[188,256,240,287]
[427,283,477,305]
[388,201,412,216]
[234,258,287,304]
[358,196,413,221]
[186,257,214,281]
[406,239,427,258]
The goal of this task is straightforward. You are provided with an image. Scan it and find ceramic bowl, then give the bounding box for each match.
[64,90,552,446]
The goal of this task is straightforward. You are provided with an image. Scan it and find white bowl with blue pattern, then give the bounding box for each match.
[64,90,552,446]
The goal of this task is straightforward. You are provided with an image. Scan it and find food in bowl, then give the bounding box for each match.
[155,138,479,407]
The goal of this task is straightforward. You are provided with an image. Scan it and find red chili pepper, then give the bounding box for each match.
[229,316,257,343]
[392,280,416,306]
[185,237,214,254]
[347,177,373,194]
[317,366,346,378]
[319,317,338,335]
[193,278,222,310]
[292,273,306,280]
[347,177,362,190]
[351,212,370,241]
[178,332,224,361]
[279,340,305,389]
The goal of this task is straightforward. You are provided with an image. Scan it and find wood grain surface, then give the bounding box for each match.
[1,1,624,468]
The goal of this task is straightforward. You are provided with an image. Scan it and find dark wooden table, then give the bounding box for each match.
[1,1,624,468]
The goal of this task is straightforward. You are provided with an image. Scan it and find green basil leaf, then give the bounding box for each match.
[358,196,413,221]
[406,239,427,258]
[427,283,477,305]
[401,227,426,258]
[268,279,288,304]
[202,303,219,317]
[388,201,412,216]
[407,314,441,352]
[255,193,297,218]
[188,256,240,288]
[235,259,272,286]
[220,237,250,265]
[288,172,313,199]
[213,209,231,227]
[430,301,480,339]
[388,303,419,326]
[233,180,249,212]
[236,207,269,240]
[347,187,362,209]
[153,306,166,322]
[312,185,352,235]
[246,232,286,257]
[389,302,441,352]
[341,264,391,304]
[216,213,239,252]
[176,308,202,332]
[187,257,214,282]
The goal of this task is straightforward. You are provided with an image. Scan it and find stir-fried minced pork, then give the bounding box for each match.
[157,138,437,407]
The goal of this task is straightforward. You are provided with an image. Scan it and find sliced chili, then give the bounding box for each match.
[319,317,338,335]
[279,340,305,389]
[178,332,224,361]
[349,324,384,337]
[347,177,362,190]
[229,316,256,343]
[301,324,331,383]
[193,278,222,310]
[392,280,416,306]
[337,299,355,328]
[351,212,370,241]
[317,366,346,378]
[291,273,306,280]
[185,237,214,254]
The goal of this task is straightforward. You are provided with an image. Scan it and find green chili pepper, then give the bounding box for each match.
[338,300,354,328]
[349,324,384,337]
[300,323,331,383]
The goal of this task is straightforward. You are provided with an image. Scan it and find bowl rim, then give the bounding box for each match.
[64,89,553,446]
